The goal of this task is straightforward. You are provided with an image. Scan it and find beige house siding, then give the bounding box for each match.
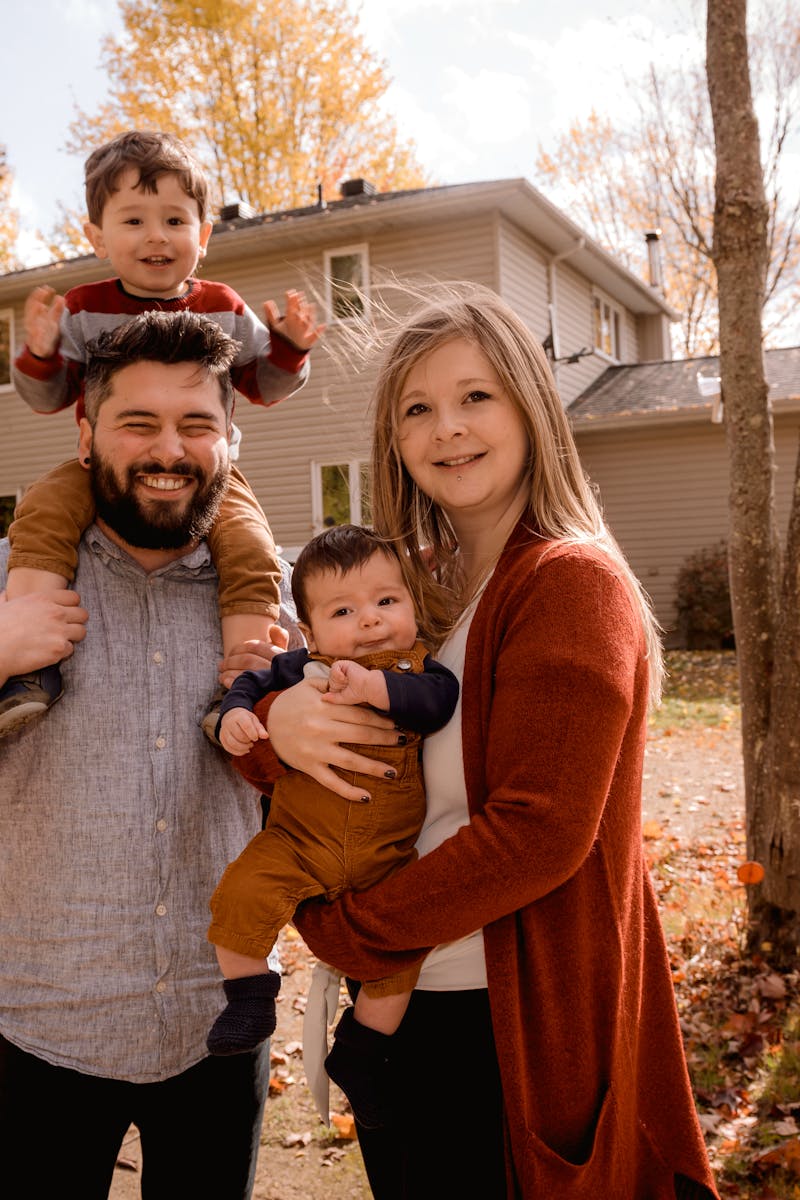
[573,413,800,641]
[0,403,78,504]
[0,258,108,505]
[636,309,672,363]
[496,217,549,342]
[547,261,631,407]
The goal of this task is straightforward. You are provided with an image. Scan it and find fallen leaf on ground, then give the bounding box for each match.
[330,1112,356,1140]
[737,861,765,885]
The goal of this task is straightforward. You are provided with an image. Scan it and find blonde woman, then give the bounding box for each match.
[242,285,718,1199]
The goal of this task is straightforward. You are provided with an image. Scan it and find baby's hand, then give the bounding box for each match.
[263,290,325,351]
[324,659,388,710]
[24,286,66,359]
[219,707,269,756]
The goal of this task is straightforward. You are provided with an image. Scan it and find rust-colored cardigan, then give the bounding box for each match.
[242,525,719,1199]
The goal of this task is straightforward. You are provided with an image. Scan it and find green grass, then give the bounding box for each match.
[651,649,741,729]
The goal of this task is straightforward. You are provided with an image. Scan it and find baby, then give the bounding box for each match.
[206,524,459,1129]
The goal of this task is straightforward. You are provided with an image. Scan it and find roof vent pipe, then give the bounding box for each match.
[219,201,256,221]
[339,178,376,198]
[645,229,664,290]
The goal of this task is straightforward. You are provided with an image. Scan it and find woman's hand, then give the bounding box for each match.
[266,678,399,802]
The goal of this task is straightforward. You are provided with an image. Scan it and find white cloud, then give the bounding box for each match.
[527,16,704,135]
[441,66,532,146]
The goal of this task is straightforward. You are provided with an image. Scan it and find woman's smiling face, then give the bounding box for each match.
[395,337,530,529]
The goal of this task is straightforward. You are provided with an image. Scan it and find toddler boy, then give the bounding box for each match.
[2,129,323,736]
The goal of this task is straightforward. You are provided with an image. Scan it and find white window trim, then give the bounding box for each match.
[310,458,367,534]
[591,290,623,364]
[0,308,14,391]
[324,243,370,323]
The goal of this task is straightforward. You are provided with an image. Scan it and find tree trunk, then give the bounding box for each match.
[707,0,800,961]
[756,442,800,951]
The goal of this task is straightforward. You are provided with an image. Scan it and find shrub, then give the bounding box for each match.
[675,541,735,649]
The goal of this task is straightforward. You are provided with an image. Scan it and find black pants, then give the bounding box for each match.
[347,985,507,1199]
[0,1033,270,1199]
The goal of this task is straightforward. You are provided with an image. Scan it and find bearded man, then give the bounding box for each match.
[0,311,299,1198]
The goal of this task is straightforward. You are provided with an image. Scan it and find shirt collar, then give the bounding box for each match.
[84,524,214,577]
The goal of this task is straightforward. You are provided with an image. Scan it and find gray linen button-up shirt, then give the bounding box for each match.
[0,527,299,1083]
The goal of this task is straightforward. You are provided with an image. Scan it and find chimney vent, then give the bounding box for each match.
[219,201,256,222]
[339,178,376,199]
[644,229,664,290]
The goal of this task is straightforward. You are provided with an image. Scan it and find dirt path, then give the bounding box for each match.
[642,722,744,841]
[108,719,745,1199]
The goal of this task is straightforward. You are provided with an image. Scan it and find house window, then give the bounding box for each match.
[0,495,15,537]
[312,460,371,531]
[324,245,369,321]
[0,310,13,389]
[592,293,622,361]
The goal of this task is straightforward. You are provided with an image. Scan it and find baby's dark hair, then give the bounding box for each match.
[291,524,407,628]
[84,130,210,225]
[84,310,238,424]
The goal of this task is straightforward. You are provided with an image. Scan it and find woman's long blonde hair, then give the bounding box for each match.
[368,281,664,706]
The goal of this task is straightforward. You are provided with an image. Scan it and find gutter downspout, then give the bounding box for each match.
[547,238,585,383]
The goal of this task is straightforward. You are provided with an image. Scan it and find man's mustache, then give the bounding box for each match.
[125,462,204,483]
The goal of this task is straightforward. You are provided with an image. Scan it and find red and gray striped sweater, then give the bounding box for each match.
[12,276,309,423]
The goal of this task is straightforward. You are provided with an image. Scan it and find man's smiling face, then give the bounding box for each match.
[78,359,231,552]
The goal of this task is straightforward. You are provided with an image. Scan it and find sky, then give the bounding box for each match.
[0,0,796,266]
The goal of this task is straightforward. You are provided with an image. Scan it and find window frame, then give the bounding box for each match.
[592,291,623,363]
[0,308,14,391]
[310,459,370,533]
[0,493,17,538]
[323,243,370,323]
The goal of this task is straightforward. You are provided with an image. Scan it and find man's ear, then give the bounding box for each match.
[298,622,316,653]
[77,418,93,468]
[84,221,107,261]
[196,221,213,260]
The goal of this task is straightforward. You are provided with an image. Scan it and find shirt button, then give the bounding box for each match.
[155,736,166,749]
[153,651,164,664]
[155,981,167,993]
[155,903,167,917]
[156,819,167,832]
[396,658,412,671]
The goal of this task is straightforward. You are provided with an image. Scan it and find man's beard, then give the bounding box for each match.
[90,454,229,551]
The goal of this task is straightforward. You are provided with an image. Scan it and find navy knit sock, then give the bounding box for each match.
[324,1005,394,1129]
[206,970,281,1056]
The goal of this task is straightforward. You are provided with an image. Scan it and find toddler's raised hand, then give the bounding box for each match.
[24,286,66,359]
[263,290,325,352]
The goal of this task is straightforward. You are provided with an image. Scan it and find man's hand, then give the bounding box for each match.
[23,286,66,359]
[220,707,269,756]
[218,624,289,688]
[263,290,325,352]
[0,591,88,685]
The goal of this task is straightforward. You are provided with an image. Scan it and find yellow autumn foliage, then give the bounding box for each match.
[66,0,430,224]
[0,147,21,272]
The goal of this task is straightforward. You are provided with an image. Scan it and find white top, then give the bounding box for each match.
[416,590,487,990]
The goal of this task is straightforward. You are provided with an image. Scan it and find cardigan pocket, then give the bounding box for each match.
[517,1086,625,1198]
[517,1086,678,1199]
